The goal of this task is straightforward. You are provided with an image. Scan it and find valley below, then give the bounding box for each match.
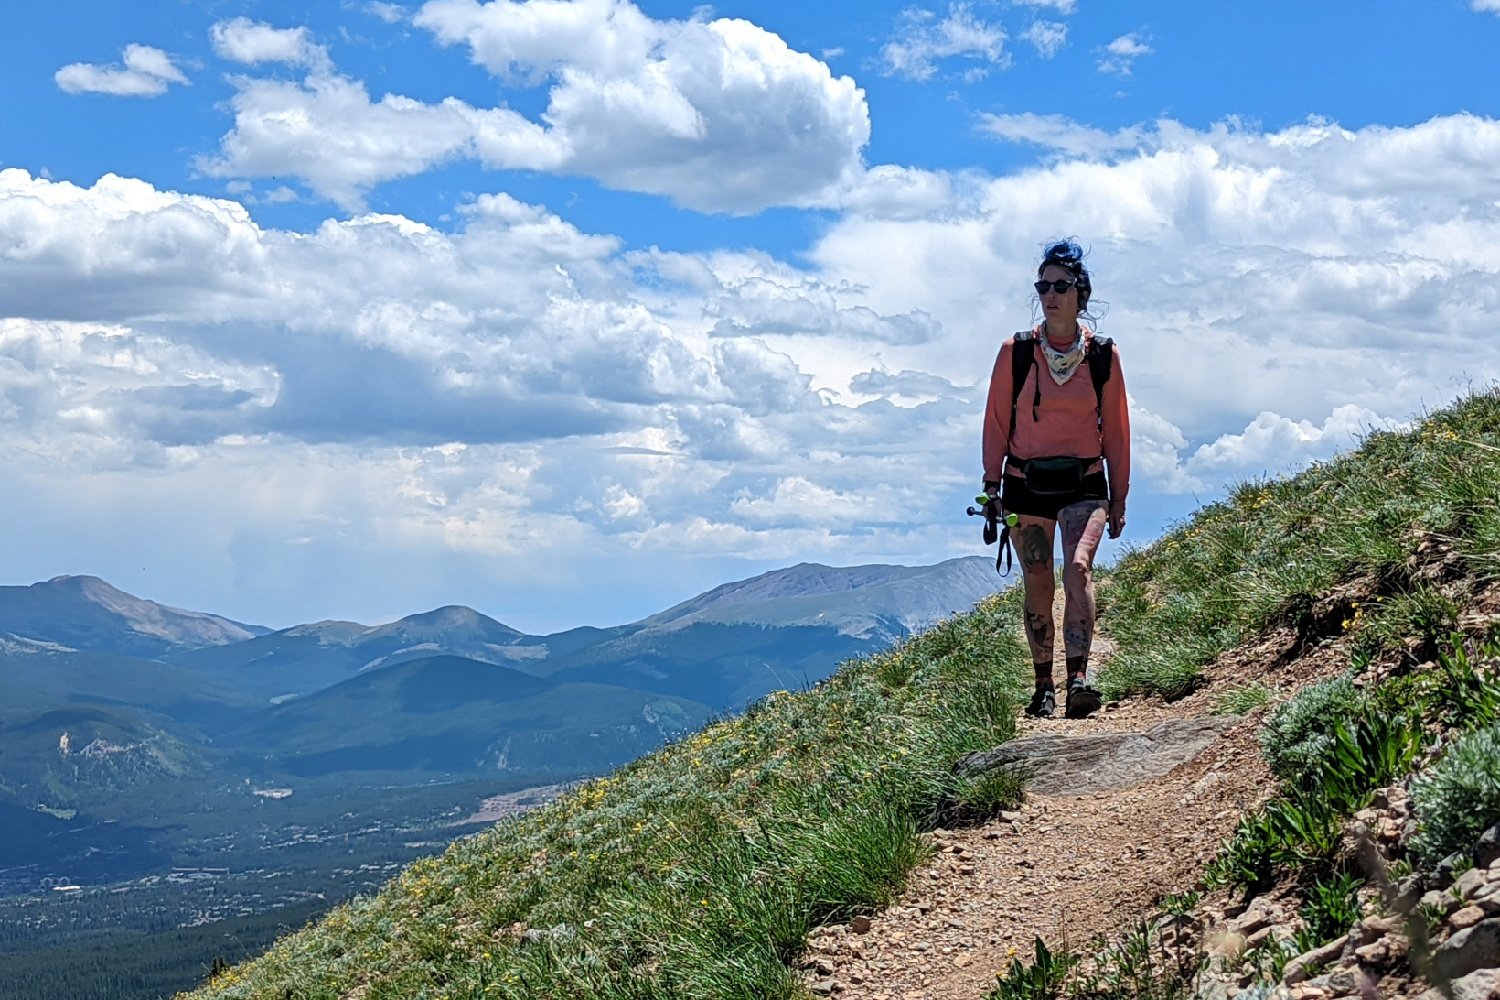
[0,775,564,999]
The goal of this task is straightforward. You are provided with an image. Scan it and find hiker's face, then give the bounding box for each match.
[1037,264,1079,326]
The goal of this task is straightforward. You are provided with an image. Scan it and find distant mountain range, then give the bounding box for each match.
[0,558,1001,878]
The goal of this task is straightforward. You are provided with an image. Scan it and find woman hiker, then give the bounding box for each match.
[981,239,1131,719]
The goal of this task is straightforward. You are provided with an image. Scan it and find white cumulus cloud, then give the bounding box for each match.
[881,3,1008,81]
[1098,32,1152,75]
[6,108,1500,622]
[54,44,190,97]
[365,2,409,23]
[1178,406,1404,489]
[807,112,1500,503]
[705,275,941,345]
[976,112,1150,155]
[211,18,330,68]
[1022,20,1068,58]
[1012,0,1078,13]
[208,17,328,67]
[199,74,562,210]
[371,0,866,214]
[200,1,868,214]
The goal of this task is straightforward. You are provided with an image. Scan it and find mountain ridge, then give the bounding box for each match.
[630,557,999,637]
[0,575,270,659]
[4,558,999,667]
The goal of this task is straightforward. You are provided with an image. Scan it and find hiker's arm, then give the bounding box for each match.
[1102,348,1131,537]
[981,341,1014,488]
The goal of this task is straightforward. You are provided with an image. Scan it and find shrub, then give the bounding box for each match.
[1206,712,1423,896]
[1204,794,1341,895]
[1315,714,1425,812]
[1410,723,1500,866]
[1258,677,1364,788]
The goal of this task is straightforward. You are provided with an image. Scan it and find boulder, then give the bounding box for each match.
[1416,967,1500,1000]
[1474,823,1500,870]
[952,717,1240,796]
[1431,918,1500,984]
[1282,935,1349,985]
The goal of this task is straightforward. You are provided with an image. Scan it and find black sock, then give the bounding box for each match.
[1033,662,1054,689]
[1066,655,1087,684]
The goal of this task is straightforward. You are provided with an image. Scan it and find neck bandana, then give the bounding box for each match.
[1039,329,1086,385]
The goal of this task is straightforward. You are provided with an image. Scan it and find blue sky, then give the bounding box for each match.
[2,0,1498,632]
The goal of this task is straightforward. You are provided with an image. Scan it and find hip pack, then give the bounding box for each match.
[1010,455,1098,496]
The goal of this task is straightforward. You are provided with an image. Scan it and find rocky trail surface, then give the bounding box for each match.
[799,615,1276,1000]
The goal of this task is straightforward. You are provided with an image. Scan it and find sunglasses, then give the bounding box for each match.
[1034,278,1078,295]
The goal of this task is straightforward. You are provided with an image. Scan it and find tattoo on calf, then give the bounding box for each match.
[1064,624,1092,654]
[1025,610,1053,651]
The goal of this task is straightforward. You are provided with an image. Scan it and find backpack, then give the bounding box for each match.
[1009,330,1114,425]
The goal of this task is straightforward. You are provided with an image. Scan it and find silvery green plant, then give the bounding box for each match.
[1258,676,1364,788]
[1410,723,1500,866]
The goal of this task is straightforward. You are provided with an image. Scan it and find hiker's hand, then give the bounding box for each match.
[983,481,1000,503]
[1107,502,1125,539]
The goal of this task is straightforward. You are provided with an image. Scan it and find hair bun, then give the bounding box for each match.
[1042,240,1084,264]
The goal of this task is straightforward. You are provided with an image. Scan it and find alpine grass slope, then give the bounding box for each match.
[181,388,1500,1000]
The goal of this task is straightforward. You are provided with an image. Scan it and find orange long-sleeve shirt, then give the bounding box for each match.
[982,327,1131,506]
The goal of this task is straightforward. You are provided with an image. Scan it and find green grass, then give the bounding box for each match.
[1210,682,1274,716]
[180,388,1500,1000]
[1096,389,1500,701]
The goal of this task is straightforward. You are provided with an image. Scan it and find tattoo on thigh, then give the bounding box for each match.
[1059,504,1092,535]
[1018,525,1053,569]
[1060,501,1106,542]
[1060,504,1107,572]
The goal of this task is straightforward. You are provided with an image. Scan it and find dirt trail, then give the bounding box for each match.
[800,593,1279,999]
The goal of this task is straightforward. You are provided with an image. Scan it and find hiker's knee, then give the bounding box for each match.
[1023,560,1054,585]
[1064,555,1093,581]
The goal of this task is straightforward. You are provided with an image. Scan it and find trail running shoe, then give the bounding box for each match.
[1025,686,1056,719]
[1065,679,1102,719]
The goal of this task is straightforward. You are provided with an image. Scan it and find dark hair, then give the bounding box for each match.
[1037,239,1092,312]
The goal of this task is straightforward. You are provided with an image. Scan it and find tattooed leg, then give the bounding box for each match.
[1015,517,1057,665]
[1059,501,1108,665]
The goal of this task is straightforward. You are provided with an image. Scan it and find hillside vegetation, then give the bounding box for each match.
[180,389,1500,1000]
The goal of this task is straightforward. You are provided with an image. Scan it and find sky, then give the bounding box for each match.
[2,0,1499,633]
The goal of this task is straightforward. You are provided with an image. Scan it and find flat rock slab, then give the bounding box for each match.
[955,716,1241,796]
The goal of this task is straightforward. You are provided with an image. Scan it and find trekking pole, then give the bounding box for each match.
[967,495,1018,575]
[965,495,1019,525]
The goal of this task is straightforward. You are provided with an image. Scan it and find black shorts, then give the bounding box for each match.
[1001,471,1108,521]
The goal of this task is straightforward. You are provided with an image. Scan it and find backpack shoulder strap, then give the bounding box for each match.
[1009,331,1036,419]
[1086,335,1113,415]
